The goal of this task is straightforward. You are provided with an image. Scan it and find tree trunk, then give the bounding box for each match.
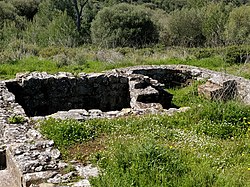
[72,0,88,32]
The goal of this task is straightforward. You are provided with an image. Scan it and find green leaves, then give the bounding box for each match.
[91,3,159,48]
[225,5,250,44]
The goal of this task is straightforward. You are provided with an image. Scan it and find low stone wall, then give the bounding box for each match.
[118,65,250,104]
[5,72,131,116]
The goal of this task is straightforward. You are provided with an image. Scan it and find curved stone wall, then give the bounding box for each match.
[118,65,250,104]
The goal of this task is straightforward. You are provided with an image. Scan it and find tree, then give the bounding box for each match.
[224,5,250,44]
[51,0,100,43]
[202,2,232,46]
[91,3,159,48]
[168,8,205,47]
[10,0,40,20]
[72,0,88,32]
[51,0,92,32]
[104,0,187,13]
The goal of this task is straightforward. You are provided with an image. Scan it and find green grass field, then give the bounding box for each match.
[1,47,250,80]
[40,82,250,187]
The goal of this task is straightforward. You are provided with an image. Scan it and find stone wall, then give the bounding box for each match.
[131,68,192,88]
[6,72,131,116]
[118,65,250,104]
[5,71,175,117]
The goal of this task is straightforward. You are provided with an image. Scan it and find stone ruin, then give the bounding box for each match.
[1,65,250,187]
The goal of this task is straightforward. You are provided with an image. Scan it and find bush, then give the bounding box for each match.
[0,1,16,23]
[224,45,250,63]
[148,7,171,46]
[91,3,159,48]
[192,48,216,59]
[10,0,40,20]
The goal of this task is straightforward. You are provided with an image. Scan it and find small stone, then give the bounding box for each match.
[50,149,61,159]
[72,179,91,187]
[47,174,62,184]
[57,162,68,169]
[120,108,132,115]
[178,107,191,113]
[35,166,43,172]
[39,183,56,187]
[75,164,99,179]
[106,111,120,117]
[27,129,42,139]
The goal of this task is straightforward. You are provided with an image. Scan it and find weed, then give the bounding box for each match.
[8,115,26,124]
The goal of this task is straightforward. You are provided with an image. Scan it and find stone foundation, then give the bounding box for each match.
[6,73,131,116]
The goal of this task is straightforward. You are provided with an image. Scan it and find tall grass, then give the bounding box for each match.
[2,47,250,80]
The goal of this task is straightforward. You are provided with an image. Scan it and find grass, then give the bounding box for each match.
[1,49,250,80]
[0,57,105,79]
[7,115,26,124]
[39,82,250,187]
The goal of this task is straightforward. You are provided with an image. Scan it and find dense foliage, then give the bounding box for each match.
[0,0,250,51]
[91,3,159,48]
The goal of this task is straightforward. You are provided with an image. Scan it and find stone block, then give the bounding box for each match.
[198,79,237,101]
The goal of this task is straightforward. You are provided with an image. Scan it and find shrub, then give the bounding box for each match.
[10,0,40,20]
[224,45,250,63]
[8,115,26,124]
[91,3,159,48]
[149,7,171,46]
[0,1,16,23]
[192,48,216,59]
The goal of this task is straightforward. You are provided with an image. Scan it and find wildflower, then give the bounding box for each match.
[169,145,173,149]
[248,168,250,171]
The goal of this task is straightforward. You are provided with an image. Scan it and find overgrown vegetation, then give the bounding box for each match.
[0,0,250,51]
[40,82,250,186]
[8,115,26,124]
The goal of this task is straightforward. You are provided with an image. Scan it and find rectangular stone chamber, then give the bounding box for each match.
[5,74,131,117]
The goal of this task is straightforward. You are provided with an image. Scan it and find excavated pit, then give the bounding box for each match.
[4,69,193,118]
[6,74,131,117]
